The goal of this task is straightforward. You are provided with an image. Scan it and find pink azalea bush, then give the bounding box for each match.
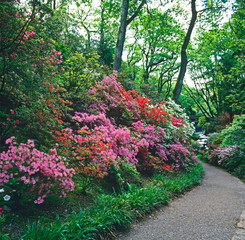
[208,145,244,173]
[166,143,197,170]
[0,137,75,205]
[88,72,141,126]
[132,120,168,161]
[72,112,139,166]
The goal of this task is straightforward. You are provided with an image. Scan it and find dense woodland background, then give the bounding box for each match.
[1,0,244,136]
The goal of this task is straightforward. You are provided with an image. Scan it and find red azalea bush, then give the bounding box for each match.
[88,73,194,140]
[136,147,173,175]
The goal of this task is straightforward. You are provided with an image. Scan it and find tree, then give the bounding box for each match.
[172,0,228,102]
[126,8,183,98]
[185,0,245,121]
[113,0,146,72]
[172,0,197,102]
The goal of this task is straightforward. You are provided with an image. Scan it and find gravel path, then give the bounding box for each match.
[117,163,245,240]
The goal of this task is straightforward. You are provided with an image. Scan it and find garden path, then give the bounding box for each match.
[117,163,245,240]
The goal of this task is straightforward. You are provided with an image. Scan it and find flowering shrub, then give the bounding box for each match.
[203,115,245,179]
[77,74,197,177]
[72,112,139,166]
[0,137,75,206]
[214,112,232,131]
[208,145,244,178]
[155,99,195,142]
[0,0,70,148]
[54,113,140,191]
[208,145,243,167]
[54,127,115,179]
[136,147,173,175]
[1,81,72,148]
[88,73,194,142]
[131,120,170,173]
[87,72,140,126]
[165,143,197,170]
[55,108,195,185]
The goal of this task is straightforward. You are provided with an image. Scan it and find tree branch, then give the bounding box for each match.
[126,0,146,25]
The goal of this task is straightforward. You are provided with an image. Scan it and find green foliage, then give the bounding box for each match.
[60,52,112,114]
[126,7,183,95]
[203,114,245,180]
[21,164,204,240]
[191,133,200,141]
[178,87,201,117]
[187,0,245,121]
[198,116,207,129]
[61,52,101,92]
[197,113,232,134]
[153,163,204,195]
[105,160,141,193]
[206,133,223,146]
[220,115,245,148]
[0,209,10,240]
[189,139,202,152]
[22,217,65,240]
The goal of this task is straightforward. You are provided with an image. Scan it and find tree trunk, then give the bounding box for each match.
[114,0,129,72]
[172,0,197,102]
[99,1,106,63]
[143,69,150,84]
[114,0,146,72]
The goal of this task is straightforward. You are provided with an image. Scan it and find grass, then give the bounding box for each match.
[2,163,204,240]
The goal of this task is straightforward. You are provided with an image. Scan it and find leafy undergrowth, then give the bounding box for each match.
[197,115,245,182]
[2,163,204,240]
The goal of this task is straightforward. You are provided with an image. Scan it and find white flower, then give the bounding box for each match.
[3,195,11,201]
[0,188,4,193]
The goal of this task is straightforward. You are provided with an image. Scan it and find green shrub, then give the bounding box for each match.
[206,133,223,146]
[191,133,200,141]
[190,139,202,152]
[0,208,10,240]
[104,159,141,193]
[220,114,245,148]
